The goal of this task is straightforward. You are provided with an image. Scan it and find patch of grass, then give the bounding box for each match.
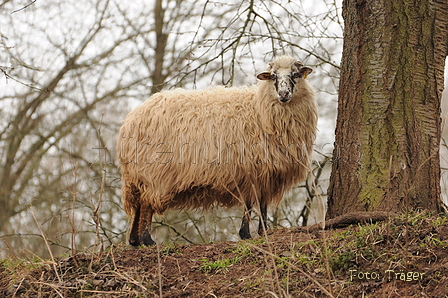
[321,222,389,273]
[1,257,42,273]
[199,256,242,274]
[295,253,317,266]
[427,236,446,247]
[395,210,435,226]
[275,256,289,269]
[161,242,183,255]
[241,277,264,292]
[328,248,356,273]
[249,238,266,245]
[230,242,252,257]
[431,216,447,227]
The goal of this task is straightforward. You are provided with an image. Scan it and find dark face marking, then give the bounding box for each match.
[273,72,296,103]
[257,60,313,103]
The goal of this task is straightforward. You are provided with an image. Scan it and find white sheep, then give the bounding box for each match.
[117,55,318,245]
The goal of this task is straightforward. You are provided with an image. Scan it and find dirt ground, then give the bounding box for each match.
[1,211,447,297]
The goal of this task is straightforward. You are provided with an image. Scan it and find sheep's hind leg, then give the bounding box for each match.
[138,203,156,246]
[257,199,268,236]
[239,202,252,240]
[129,204,141,246]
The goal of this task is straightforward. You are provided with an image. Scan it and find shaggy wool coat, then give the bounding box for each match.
[117,56,318,218]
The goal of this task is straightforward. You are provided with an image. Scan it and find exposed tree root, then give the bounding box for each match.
[297,211,396,233]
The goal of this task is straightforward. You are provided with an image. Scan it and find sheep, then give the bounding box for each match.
[117,55,318,246]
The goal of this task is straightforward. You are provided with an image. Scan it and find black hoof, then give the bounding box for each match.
[239,229,252,240]
[129,237,155,246]
[129,238,140,246]
[129,233,155,246]
[258,226,268,236]
[140,237,155,246]
[141,230,155,246]
[129,234,140,246]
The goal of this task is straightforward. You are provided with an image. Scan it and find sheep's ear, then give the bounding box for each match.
[294,61,303,69]
[257,71,272,80]
[300,67,313,79]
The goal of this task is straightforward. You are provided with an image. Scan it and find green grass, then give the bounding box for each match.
[199,256,242,274]
[230,242,252,257]
[160,242,183,255]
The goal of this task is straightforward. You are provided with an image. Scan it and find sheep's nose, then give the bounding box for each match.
[278,91,291,102]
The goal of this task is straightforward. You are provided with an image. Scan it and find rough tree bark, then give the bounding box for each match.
[151,0,168,94]
[327,0,448,217]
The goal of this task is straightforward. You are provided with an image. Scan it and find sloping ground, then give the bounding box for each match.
[1,211,447,297]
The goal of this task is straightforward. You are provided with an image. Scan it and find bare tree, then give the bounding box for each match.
[1,0,342,256]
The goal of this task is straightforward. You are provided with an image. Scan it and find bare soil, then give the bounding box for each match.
[1,211,447,297]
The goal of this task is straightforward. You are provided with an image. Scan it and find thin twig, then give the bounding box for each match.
[109,270,148,291]
[70,161,78,259]
[157,242,163,298]
[11,278,24,298]
[78,289,126,294]
[92,113,106,252]
[29,281,65,297]
[2,240,19,260]
[11,0,38,14]
[30,206,62,283]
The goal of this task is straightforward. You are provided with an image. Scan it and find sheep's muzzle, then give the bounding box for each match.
[278,90,291,103]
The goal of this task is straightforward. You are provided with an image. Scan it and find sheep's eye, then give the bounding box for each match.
[270,73,277,80]
[292,72,301,79]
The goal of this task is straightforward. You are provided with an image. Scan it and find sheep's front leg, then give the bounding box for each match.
[138,203,156,246]
[239,202,252,239]
[258,199,268,236]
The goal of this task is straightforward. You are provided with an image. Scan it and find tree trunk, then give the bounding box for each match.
[327,0,448,217]
[151,0,168,94]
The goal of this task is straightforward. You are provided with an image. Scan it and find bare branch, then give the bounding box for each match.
[10,0,37,14]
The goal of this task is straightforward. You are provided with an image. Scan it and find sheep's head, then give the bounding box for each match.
[257,57,313,103]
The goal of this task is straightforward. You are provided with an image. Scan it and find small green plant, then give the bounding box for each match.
[161,242,183,255]
[0,257,42,273]
[231,242,252,257]
[329,229,352,241]
[275,256,289,268]
[199,256,241,274]
[428,236,446,247]
[328,249,356,273]
[242,278,263,292]
[431,216,447,227]
[248,238,266,245]
[295,253,316,266]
